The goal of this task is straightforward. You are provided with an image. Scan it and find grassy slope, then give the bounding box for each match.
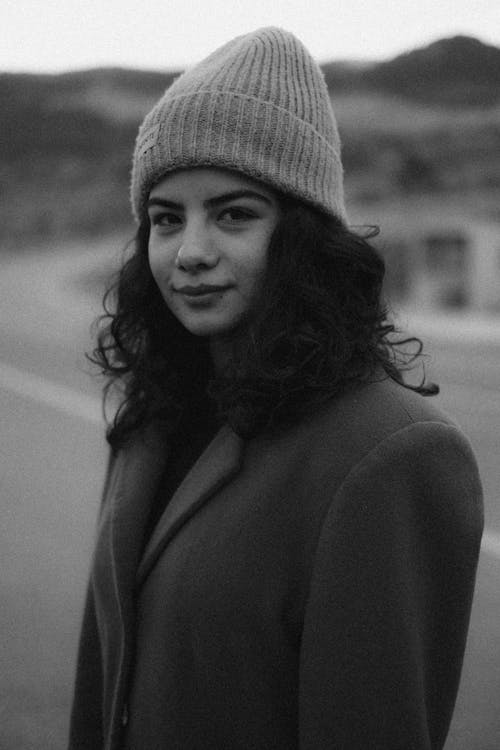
[1,38,500,245]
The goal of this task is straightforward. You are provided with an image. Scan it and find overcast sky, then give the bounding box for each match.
[2,0,500,73]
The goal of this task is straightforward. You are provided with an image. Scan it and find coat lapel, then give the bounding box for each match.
[136,424,244,587]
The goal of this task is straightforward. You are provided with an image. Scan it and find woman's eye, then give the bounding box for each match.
[219,207,255,223]
[150,213,183,228]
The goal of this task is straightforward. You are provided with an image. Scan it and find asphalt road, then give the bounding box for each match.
[1,241,499,749]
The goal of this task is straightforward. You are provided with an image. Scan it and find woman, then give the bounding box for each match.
[69,27,483,750]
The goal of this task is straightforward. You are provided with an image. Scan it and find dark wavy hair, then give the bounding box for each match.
[89,197,438,450]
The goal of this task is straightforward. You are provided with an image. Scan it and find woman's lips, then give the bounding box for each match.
[175,284,230,297]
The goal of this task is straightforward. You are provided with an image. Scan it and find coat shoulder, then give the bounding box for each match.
[280,377,476,489]
[323,376,453,434]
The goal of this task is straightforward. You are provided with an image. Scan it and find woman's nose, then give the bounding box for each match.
[175,224,218,272]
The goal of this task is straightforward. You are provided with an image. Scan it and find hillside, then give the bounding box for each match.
[1,35,499,244]
[361,36,500,106]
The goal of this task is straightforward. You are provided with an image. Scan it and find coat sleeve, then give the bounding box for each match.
[68,450,116,749]
[68,585,104,749]
[298,421,483,750]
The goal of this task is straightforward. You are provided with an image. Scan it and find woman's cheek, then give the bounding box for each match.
[149,257,162,293]
[149,242,172,289]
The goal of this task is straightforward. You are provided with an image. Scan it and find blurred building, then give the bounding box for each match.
[370,205,500,312]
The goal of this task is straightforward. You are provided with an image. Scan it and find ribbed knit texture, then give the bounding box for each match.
[130,27,347,223]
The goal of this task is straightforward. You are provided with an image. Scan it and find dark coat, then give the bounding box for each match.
[68,378,483,750]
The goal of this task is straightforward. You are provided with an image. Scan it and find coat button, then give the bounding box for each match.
[121,704,129,727]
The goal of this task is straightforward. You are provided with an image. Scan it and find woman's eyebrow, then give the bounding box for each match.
[146,190,272,212]
[146,198,183,211]
[204,190,272,208]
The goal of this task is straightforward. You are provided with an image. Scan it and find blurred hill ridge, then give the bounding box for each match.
[323,35,500,106]
[1,35,500,245]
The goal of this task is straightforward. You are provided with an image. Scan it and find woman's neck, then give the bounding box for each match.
[209,337,233,376]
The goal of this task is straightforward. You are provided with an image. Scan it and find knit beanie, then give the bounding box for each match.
[130,27,347,224]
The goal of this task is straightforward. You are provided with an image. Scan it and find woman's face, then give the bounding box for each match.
[147,168,280,340]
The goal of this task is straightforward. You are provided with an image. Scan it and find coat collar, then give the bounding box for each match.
[132,424,244,587]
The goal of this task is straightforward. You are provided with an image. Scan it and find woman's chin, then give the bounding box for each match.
[180,316,242,340]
